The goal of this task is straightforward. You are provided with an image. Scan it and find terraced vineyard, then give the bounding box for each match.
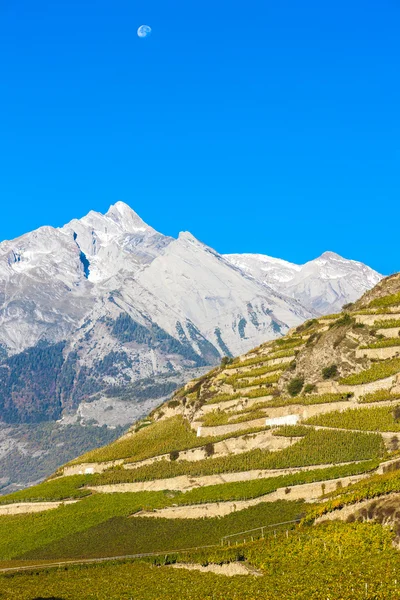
[3,273,400,598]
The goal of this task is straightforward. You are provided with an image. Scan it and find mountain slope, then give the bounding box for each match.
[0,202,317,429]
[226,250,382,315]
[1,273,400,597]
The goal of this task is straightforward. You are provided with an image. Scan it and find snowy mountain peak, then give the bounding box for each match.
[105,201,154,233]
[317,251,344,261]
[225,251,382,315]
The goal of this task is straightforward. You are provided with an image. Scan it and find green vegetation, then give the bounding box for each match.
[267,349,297,360]
[19,501,304,561]
[359,389,400,403]
[72,416,203,464]
[266,392,352,408]
[306,468,400,523]
[161,461,378,506]
[112,429,384,482]
[0,341,66,423]
[245,388,275,399]
[360,338,400,349]
[235,374,279,389]
[223,366,282,385]
[339,358,400,385]
[201,408,266,427]
[0,492,173,560]
[272,425,311,437]
[306,405,400,432]
[224,355,286,370]
[206,392,240,404]
[329,313,353,328]
[271,338,305,351]
[0,475,91,505]
[374,319,400,329]
[287,376,304,397]
[369,291,400,308]
[2,521,400,599]
[322,364,338,379]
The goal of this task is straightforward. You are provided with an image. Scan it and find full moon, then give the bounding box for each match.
[137,25,152,38]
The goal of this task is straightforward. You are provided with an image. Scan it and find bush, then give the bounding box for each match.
[287,377,305,397]
[322,365,338,379]
[329,313,353,329]
[304,384,316,394]
[169,450,180,461]
[204,443,215,457]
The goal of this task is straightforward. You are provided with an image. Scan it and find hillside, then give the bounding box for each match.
[1,273,400,598]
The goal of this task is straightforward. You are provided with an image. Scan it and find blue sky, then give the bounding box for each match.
[0,0,399,274]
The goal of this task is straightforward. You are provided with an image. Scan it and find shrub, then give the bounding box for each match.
[287,377,305,397]
[221,356,233,367]
[204,443,215,457]
[329,313,353,328]
[322,364,338,379]
[304,383,316,394]
[169,450,180,461]
[393,406,400,422]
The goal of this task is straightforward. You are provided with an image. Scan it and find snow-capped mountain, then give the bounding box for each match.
[225,251,382,315]
[0,202,382,427]
[0,202,314,425]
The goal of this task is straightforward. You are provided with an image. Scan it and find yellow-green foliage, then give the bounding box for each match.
[72,416,203,464]
[339,358,400,385]
[223,366,282,385]
[306,405,400,432]
[359,389,400,403]
[369,291,400,308]
[245,388,275,399]
[374,319,400,329]
[201,407,267,427]
[2,522,399,599]
[235,374,280,389]
[224,355,280,370]
[119,429,384,481]
[272,425,310,437]
[0,492,171,560]
[266,349,297,360]
[272,337,305,350]
[305,468,400,523]
[266,393,351,408]
[361,338,400,349]
[206,393,240,404]
[91,461,378,504]
[19,502,304,563]
[0,476,91,505]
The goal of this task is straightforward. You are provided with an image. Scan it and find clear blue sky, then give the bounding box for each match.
[0,0,399,274]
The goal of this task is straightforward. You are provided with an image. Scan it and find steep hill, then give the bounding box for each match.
[1,274,400,598]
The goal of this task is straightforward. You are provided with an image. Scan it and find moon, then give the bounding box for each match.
[137,25,152,38]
